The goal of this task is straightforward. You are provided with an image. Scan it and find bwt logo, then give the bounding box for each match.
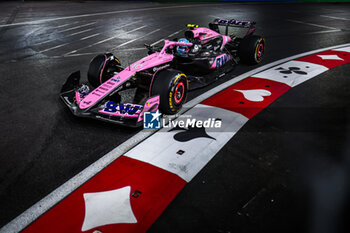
[143,110,161,129]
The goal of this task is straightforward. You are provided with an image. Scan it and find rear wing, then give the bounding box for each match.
[209,19,256,36]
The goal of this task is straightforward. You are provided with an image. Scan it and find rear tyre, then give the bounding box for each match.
[151,69,188,115]
[238,35,265,65]
[88,53,122,88]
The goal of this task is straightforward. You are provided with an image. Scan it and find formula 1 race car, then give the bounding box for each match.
[60,19,265,127]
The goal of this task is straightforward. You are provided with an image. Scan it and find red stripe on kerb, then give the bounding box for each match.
[296,50,350,69]
[23,156,186,233]
[201,77,291,119]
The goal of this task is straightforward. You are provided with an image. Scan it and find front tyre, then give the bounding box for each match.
[151,69,188,115]
[87,53,122,88]
[238,35,265,65]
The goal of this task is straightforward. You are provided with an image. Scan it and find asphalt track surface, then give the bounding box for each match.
[0,1,350,233]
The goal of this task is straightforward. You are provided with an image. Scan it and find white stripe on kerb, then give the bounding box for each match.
[332,46,350,53]
[125,105,249,182]
[251,60,329,87]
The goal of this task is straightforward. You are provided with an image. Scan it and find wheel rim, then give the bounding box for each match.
[256,43,264,61]
[174,82,185,104]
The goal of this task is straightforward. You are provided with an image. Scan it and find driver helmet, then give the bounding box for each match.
[176,38,190,54]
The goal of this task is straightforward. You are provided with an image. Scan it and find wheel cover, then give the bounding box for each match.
[174,82,185,104]
[255,42,264,62]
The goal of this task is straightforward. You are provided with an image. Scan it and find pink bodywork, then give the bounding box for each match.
[221,35,231,49]
[189,28,232,70]
[190,27,231,69]
[210,53,231,69]
[188,27,231,47]
[189,27,221,41]
[75,91,82,104]
[79,40,192,110]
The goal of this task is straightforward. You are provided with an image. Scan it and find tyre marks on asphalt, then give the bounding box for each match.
[8,45,349,233]
[0,6,19,37]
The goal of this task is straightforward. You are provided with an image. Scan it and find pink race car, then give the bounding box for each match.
[60,19,265,127]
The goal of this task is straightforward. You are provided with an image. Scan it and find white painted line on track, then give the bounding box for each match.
[63,52,97,57]
[55,23,71,28]
[167,28,185,38]
[34,40,53,46]
[64,50,78,55]
[89,25,146,46]
[116,28,161,48]
[58,22,97,33]
[0,4,223,28]
[305,29,341,35]
[80,33,100,41]
[150,28,184,47]
[64,21,143,55]
[320,15,350,21]
[113,47,146,52]
[62,48,147,58]
[34,28,93,46]
[67,28,93,37]
[34,20,135,47]
[55,21,80,29]
[2,42,350,233]
[39,43,69,53]
[150,38,166,47]
[287,19,339,30]
[32,22,85,45]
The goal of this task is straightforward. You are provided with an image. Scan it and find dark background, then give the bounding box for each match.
[0,1,349,232]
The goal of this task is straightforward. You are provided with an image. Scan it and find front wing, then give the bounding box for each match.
[60,71,160,127]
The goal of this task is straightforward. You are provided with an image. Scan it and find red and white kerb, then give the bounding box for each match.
[21,46,350,233]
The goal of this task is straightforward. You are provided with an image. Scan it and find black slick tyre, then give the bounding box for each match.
[151,69,188,115]
[88,53,122,88]
[238,35,265,65]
